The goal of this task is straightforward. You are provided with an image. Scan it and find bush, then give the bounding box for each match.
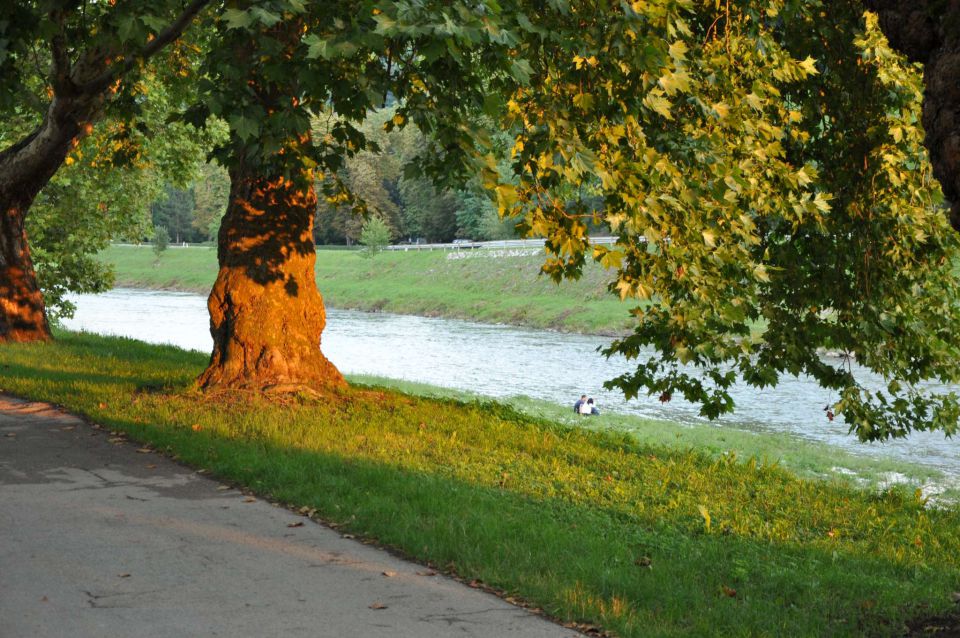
[359,216,391,257]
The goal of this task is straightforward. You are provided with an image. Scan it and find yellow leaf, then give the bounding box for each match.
[798,56,819,76]
[659,69,691,95]
[668,40,688,61]
[495,184,518,211]
[813,193,831,212]
[702,230,716,247]
[643,93,673,120]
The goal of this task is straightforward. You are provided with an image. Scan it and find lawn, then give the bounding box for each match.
[2,331,958,637]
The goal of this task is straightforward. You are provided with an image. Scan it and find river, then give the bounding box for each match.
[62,289,960,481]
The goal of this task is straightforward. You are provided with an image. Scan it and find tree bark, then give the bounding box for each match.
[864,1,960,229]
[197,158,345,392]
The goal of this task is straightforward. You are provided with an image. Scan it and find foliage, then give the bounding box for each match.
[190,162,230,241]
[314,109,518,244]
[3,331,960,637]
[152,225,170,260]
[480,0,960,440]
[358,216,391,257]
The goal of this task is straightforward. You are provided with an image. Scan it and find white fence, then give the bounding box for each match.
[385,237,618,252]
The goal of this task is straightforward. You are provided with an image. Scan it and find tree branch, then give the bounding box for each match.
[50,11,72,94]
[79,0,211,94]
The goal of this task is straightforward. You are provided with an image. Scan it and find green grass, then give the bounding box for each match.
[2,330,959,637]
[101,245,635,334]
[349,375,957,502]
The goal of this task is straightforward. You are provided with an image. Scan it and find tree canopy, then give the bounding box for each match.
[480,0,960,440]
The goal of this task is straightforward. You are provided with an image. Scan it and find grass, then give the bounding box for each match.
[350,376,958,502]
[101,245,635,335]
[2,330,959,637]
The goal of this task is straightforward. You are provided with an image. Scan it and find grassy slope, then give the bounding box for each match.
[101,245,635,335]
[2,331,959,637]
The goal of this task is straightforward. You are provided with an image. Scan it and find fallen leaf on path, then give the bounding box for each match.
[117,573,131,578]
[416,570,437,577]
[469,580,483,588]
[4,433,15,438]
[381,571,396,578]
[342,534,356,539]
[216,485,230,491]
[60,426,75,431]
[108,437,125,443]
[146,464,157,469]
[287,521,305,528]
[242,497,256,503]
[135,448,152,454]
[368,602,388,610]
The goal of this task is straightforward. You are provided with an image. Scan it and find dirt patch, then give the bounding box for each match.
[905,611,960,636]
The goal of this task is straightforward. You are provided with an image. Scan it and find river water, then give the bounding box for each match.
[62,289,960,480]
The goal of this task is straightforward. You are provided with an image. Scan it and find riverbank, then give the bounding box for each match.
[100,245,635,335]
[2,331,959,636]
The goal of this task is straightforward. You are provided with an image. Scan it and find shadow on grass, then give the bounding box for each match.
[42,403,960,637]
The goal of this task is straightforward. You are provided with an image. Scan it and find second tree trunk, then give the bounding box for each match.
[198,160,344,392]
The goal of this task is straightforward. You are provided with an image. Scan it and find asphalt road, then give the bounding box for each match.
[0,396,583,638]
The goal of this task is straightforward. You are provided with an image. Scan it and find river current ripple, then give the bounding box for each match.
[63,289,960,481]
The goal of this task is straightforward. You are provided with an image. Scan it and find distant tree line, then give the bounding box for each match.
[149,108,529,246]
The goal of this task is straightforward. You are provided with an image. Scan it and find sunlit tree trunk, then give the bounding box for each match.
[197,152,345,392]
[865,1,960,229]
[0,94,105,342]
[0,195,50,342]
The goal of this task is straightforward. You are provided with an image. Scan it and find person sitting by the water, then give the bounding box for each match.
[573,394,587,414]
[580,397,599,415]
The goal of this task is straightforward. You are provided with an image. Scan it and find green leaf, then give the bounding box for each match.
[222,8,252,30]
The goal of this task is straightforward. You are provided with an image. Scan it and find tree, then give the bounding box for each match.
[0,0,210,341]
[151,186,198,244]
[167,0,960,439]
[359,216,392,257]
[190,0,512,392]
[152,225,170,261]
[9,69,215,323]
[191,161,231,242]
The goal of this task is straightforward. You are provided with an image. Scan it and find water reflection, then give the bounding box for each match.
[63,289,960,478]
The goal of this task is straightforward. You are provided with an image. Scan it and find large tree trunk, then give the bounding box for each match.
[0,195,50,342]
[864,1,960,229]
[197,158,345,392]
[0,93,105,342]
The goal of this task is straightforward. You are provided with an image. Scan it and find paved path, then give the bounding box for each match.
[0,396,583,638]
